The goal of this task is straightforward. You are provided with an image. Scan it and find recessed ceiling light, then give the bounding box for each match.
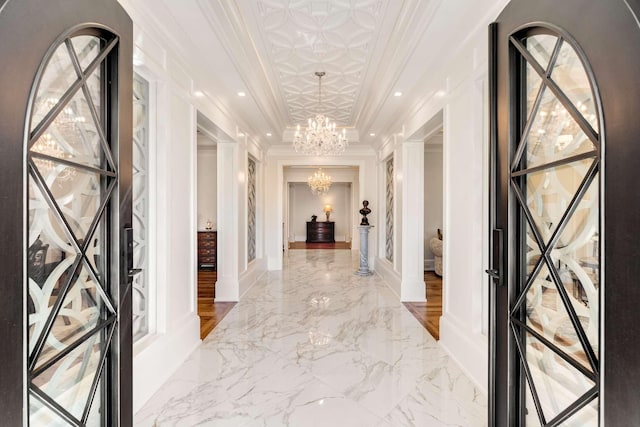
[266,133,272,137]
[237,91,246,97]
[194,91,204,98]
[394,91,403,97]
[237,132,245,137]
[435,90,446,98]
[369,133,376,137]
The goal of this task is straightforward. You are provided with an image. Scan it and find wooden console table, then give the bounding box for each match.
[197,231,217,270]
[306,221,335,243]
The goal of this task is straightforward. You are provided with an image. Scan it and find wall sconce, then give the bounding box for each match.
[324,204,333,222]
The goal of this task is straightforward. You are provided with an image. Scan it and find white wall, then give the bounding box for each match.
[376,0,509,394]
[289,182,352,242]
[119,0,268,415]
[424,139,443,269]
[197,144,217,230]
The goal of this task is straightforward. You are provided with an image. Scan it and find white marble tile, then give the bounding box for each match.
[384,358,487,427]
[241,379,389,427]
[135,250,486,426]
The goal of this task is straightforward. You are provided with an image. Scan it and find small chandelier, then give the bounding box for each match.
[307,168,332,195]
[293,72,348,156]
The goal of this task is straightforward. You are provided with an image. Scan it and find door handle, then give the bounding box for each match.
[485,268,500,279]
[124,227,142,279]
[485,228,504,286]
[128,268,142,278]
[123,226,137,282]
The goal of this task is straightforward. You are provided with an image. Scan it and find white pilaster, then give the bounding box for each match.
[215,141,240,301]
[401,141,426,302]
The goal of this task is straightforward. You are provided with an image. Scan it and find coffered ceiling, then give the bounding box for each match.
[145,0,506,148]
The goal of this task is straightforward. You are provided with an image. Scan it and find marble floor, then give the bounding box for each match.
[135,250,486,426]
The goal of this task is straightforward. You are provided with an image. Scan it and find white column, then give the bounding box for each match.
[215,141,239,301]
[401,140,426,301]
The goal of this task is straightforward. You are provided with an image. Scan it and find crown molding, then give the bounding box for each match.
[120,0,268,148]
[354,0,442,131]
[378,0,508,147]
[267,144,376,158]
[196,0,289,133]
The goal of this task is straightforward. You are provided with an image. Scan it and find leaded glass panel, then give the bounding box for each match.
[247,157,257,263]
[132,73,150,341]
[385,158,394,262]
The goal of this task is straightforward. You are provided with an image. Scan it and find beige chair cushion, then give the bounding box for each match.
[429,237,443,276]
[429,237,443,257]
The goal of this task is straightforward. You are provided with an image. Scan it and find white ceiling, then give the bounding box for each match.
[150,0,507,149]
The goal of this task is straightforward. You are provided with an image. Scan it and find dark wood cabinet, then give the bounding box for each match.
[306,221,335,243]
[197,231,217,270]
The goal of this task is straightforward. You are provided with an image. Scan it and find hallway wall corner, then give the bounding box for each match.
[132,313,201,413]
[439,314,488,395]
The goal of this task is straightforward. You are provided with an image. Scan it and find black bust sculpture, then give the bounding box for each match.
[359,200,371,225]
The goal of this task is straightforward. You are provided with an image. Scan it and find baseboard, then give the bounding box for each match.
[401,277,427,302]
[438,314,488,396]
[268,254,282,271]
[424,259,435,271]
[295,235,348,242]
[133,313,201,414]
[375,257,401,299]
[214,276,240,301]
[239,257,267,298]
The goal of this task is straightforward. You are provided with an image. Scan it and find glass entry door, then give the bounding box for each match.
[0,0,133,424]
[27,31,120,426]
[509,29,600,426]
[490,0,640,425]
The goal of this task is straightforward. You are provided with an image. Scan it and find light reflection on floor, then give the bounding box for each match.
[135,250,486,426]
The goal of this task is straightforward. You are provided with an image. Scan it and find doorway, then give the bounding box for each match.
[490,0,640,425]
[195,126,217,339]
[423,127,444,339]
[284,166,357,250]
[195,116,235,339]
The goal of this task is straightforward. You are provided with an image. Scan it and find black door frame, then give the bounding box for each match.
[0,0,133,424]
[490,0,640,425]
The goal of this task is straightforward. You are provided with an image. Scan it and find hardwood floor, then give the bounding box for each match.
[404,271,443,340]
[288,241,351,249]
[197,270,236,340]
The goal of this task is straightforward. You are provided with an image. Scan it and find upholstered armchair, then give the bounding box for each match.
[430,229,443,276]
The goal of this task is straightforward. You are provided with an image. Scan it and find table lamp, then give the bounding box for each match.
[324,205,333,222]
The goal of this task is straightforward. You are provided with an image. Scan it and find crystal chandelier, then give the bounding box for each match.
[307,168,332,195]
[294,72,348,156]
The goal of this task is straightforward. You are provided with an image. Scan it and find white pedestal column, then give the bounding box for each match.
[355,225,374,276]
